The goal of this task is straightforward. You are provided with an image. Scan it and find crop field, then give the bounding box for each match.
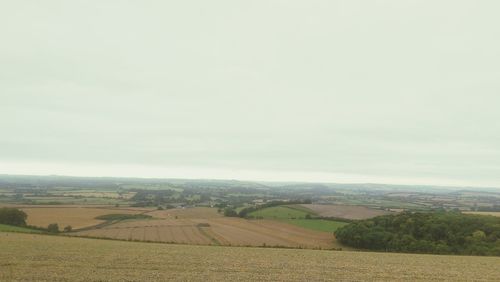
[9,205,153,229]
[250,206,310,219]
[281,219,348,232]
[1,233,500,281]
[73,214,337,249]
[145,207,222,219]
[249,206,347,232]
[300,204,390,219]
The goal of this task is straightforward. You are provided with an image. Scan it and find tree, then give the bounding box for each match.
[47,223,59,233]
[335,211,500,256]
[63,225,72,232]
[0,207,27,226]
[223,208,238,217]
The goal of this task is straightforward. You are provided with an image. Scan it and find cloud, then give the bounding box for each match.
[1,1,500,187]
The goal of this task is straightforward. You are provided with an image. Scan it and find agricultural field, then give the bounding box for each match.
[1,205,153,229]
[281,219,348,233]
[250,206,310,219]
[73,207,337,249]
[300,204,391,220]
[1,233,500,281]
[249,205,348,232]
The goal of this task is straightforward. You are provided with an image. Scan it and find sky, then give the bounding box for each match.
[1,1,500,187]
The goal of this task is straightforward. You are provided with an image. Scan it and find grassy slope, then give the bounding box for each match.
[0,224,42,233]
[249,206,347,232]
[1,233,500,281]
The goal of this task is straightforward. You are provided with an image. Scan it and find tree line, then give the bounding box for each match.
[335,211,500,256]
[224,199,312,218]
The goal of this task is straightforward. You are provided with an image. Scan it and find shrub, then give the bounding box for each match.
[47,223,59,233]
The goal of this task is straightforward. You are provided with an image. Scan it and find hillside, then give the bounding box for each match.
[1,233,499,281]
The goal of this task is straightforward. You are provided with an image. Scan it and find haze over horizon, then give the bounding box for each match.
[2,1,500,188]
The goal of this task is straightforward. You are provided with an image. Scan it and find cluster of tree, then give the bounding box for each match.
[224,199,312,218]
[44,223,72,233]
[335,211,500,256]
[0,207,27,226]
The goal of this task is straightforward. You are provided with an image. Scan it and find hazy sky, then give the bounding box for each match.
[1,1,500,187]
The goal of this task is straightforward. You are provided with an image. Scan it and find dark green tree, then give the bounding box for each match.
[0,208,27,226]
[47,223,59,233]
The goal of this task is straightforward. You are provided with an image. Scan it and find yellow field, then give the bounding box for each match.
[464,211,500,217]
[74,207,337,249]
[1,233,499,281]
[15,206,153,229]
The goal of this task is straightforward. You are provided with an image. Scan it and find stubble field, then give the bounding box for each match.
[1,233,499,281]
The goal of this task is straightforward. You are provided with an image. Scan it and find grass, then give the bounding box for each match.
[283,219,348,232]
[250,206,347,232]
[1,233,500,281]
[0,224,43,233]
[250,206,311,219]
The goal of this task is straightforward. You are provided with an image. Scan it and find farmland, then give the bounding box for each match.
[300,204,390,220]
[250,206,310,219]
[281,219,348,233]
[1,233,500,281]
[249,205,348,232]
[73,207,338,249]
[6,205,153,229]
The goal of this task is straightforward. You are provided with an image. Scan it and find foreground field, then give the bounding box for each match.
[300,204,390,219]
[1,233,500,281]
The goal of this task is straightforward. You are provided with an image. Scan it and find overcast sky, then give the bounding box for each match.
[1,1,499,187]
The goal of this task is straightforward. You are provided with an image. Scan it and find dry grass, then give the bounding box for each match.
[301,204,390,219]
[1,233,499,281]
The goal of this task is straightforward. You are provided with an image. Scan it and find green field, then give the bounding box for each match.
[283,219,348,232]
[250,206,347,232]
[1,233,499,281]
[250,206,310,219]
[0,224,42,233]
